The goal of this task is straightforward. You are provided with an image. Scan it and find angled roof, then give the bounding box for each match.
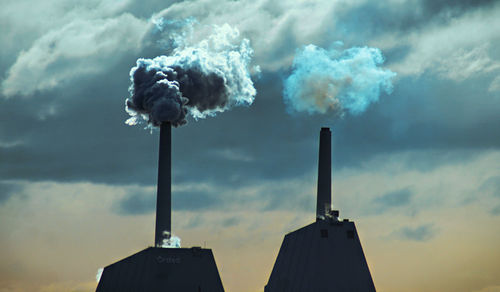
[97,247,224,292]
[265,219,376,292]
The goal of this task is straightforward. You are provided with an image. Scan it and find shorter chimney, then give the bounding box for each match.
[316,127,332,220]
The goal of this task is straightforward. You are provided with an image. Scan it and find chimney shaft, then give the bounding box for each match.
[316,127,331,220]
[155,122,171,246]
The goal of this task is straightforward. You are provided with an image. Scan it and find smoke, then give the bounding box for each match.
[126,21,257,128]
[96,267,103,282]
[158,231,181,248]
[284,42,396,117]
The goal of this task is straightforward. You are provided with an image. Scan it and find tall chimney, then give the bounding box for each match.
[316,127,332,220]
[155,122,171,246]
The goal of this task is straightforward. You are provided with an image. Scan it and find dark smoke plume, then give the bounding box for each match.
[126,22,256,128]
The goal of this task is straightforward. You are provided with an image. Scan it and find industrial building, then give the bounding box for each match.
[265,128,376,292]
[97,123,224,292]
[97,125,374,291]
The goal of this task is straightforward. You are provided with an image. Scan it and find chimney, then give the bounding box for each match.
[155,122,171,246]
[316,127,332,220]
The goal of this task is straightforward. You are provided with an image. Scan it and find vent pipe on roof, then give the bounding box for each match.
[155,122,172,246]
[316,127,332,221]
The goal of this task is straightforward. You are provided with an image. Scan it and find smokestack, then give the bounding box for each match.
[316,127,331,220]
[155,122,171,246]
[125,23,256,128]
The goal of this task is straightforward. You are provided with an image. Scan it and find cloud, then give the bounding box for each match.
[0,0,499,192]
[335,0,497,39]
[1,13,147,97]
[489,75,500,92]
[221,216,240,227]
[334,149,500,220]
[491,205,500,216]
[149,0,500,75]
[386,5,500,80]
[211,148,254,162]
[0,0,133,65]
[152,0,346,71]
[480,176,500,198]
[184,215,203,229]
[113,187,155,215]
[2,0,499,99]
[113,183,223,215]
[109,149,500,218]
[111,174,316,216]
[259,178,315,212]
[421,0,497,14]
[0,63,499,190]
[434,44,500,82]
[1,169,499,292]
[393,223,437,241]
[373,188,413,209]
[0,181,22,205]
[173,189,220,211]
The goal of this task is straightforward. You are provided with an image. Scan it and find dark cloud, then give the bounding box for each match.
[124,0,184,18]
[221,216,240,227]
[168,74,323,187]
[0,1,499,205]
[335,0,497,42]
[173,190,219,211]
[114,187,224,215]
[421,0,497,16]
[184,215,203,229]
[0,182,21,205]
[1,68,500,192]
[113,175,316,215]
[366,188,414,216]
[383,45,413,65]
[491,205,500,216]
[394,223,437,241]
[374,188,413,208]
[332,73,500,172]
[114,189,155,215]
[0,56,160,186]
[260,181,314,213]
[480,176,500,198]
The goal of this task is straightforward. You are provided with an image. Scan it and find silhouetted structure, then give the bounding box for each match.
[265,128,376,292]
[156,122,172,247]
[97,122,224,292]
[316,127,331,220]
[96,247,223,292]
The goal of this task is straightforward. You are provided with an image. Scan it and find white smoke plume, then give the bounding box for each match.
[96,267,104,283]
[126,20,257,128]
[284,42,396,117]
[158,231,181,248]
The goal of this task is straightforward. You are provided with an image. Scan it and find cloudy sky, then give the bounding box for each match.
[1,0,500,291]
